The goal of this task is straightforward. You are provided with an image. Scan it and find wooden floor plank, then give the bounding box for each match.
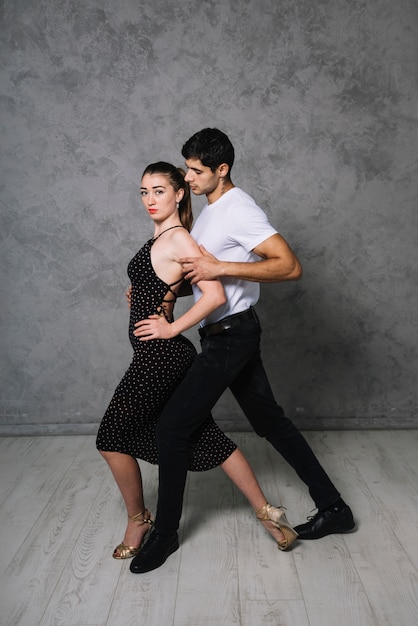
[334,431,418,626]
[0,437,91,571]
[108,553,180,626]
[240,599,310,626]
[283,431,379,626]
[0,437,63,503]
[334,430,418,511]
[38,457,159,626]
[37,472,124,626]
[107,463,183,626]
[0,437,108,626]
[232,433,303,603]
[294,539,379,626]
[173,467,241,625]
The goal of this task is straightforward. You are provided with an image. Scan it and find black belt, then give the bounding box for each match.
[198,308,256,338]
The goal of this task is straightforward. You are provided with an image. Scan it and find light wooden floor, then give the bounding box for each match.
[1,430,418,626]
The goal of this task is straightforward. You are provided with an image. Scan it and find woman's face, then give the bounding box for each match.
[140,173,183,222]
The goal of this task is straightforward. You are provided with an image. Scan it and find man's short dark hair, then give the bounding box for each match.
[181,128,235,175]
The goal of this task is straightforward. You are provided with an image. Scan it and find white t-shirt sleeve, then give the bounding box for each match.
[226,196,277,253]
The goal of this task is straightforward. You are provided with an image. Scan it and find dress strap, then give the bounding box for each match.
[159,278,183,307]
[167,277,184,289]
[156,278,185,322]
[151,225,185,243]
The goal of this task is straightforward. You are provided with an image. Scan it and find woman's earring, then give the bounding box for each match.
[176,202,180,209]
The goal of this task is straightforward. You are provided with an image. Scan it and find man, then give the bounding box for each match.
[131,128,355,573]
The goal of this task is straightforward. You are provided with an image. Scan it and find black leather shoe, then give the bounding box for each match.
[294,504,355,539]
[130,529,179,573]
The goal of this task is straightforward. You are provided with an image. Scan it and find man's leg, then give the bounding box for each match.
[228,335,355,538]
[229,347,339,509]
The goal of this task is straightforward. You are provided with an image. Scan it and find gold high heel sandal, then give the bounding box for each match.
[256,503,298,551]
[113,509,153,560]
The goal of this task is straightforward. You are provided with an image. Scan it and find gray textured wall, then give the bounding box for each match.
[1,0,417,435]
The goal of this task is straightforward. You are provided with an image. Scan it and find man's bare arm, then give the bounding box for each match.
[180,234,303,284]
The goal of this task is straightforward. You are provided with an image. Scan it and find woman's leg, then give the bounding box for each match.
[220,448,288,545]
[99,450,151,554]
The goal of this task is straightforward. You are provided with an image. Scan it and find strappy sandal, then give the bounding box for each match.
[113,509,153,560]
[256,503,298,551]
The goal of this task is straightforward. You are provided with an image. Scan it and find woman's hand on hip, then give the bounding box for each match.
[134,315,175,340]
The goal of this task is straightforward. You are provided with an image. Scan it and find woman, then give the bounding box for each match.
[96,162,297,558]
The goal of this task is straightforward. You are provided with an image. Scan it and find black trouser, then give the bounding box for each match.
[155,310,340,533]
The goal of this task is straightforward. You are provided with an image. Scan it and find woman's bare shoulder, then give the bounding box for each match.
[169,227,200,254]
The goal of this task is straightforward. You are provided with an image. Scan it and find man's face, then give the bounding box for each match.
[184,158,220,196]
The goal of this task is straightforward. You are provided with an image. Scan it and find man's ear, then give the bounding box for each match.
[218,163,230,178]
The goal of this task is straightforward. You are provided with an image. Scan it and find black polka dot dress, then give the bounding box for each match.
[96,236,237,471]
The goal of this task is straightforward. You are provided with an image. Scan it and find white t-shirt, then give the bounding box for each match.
[190,187,277,325]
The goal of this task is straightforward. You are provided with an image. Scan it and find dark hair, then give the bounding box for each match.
[141,161,193,231]
[181,128,235,176]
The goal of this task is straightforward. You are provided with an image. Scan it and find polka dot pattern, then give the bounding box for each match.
[96,239,237,471]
